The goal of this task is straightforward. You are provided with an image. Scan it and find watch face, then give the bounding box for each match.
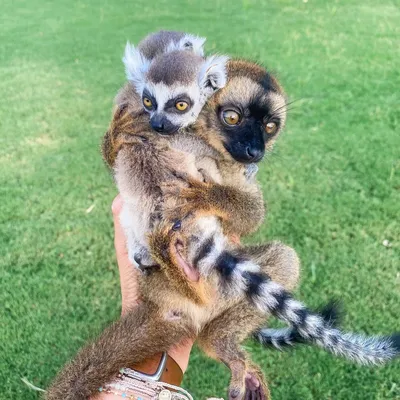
[158,389,172,400]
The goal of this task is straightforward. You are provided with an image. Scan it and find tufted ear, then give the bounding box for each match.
[166,34,206,57]
[198,55,229,97]
[122,42,150,94]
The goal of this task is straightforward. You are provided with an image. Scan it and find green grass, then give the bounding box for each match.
[1,0,399,398]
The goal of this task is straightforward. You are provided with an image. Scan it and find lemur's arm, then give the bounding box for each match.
[101,103,150,169]
[162,176,265,237]
[45,302,192,400]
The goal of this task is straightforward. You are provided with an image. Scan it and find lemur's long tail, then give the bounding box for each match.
[245,271,400,365]
[209,252,400,365]
[253,301,341,349]
[256,326,400,365]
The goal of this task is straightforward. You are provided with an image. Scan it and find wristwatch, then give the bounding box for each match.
[131,352,184,386]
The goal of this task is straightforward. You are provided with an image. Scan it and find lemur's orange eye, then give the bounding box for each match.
[222,110,241,126]
[175,101,188,111]
[143,97,153,109]
[265,122,277,134]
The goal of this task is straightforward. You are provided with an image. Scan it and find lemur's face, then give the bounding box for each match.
[203,62,287,164]
[123,45,228,135]
[141,81,204,135]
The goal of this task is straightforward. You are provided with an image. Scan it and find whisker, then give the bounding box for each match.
[270,105,303,119]
[264,147,285,163]
[271,98,304,114]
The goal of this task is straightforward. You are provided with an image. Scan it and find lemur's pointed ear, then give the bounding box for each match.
[166,34,206,56]
[198,55,229,96]
[122,42,150,94]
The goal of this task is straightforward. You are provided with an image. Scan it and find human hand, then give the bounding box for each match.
[111,194,194,372]
[112,194,141,314]
[92,195,194,400]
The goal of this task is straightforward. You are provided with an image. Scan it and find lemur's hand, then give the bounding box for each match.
[161,176,217,222]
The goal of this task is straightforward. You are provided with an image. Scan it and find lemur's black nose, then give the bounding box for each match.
[151,119,164,132]
[245,147,264,162]
[150,115,178,135]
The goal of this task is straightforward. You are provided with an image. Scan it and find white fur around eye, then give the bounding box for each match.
[144,81,205,129]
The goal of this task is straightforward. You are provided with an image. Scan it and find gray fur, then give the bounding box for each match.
[257,328,399,365]
[123,42,151,95]
[198,54,229,94]
[147,50,204,85]
[122,30,206,95]
[138,30,205,59]
[141,52,228,131]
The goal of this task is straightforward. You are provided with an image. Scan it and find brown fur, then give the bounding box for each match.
[101,80,266,268]
[46,59,295,399]
[46,228,298,399]
[148,219,300,400]
[46,302,196,400]
[226,59,284,93]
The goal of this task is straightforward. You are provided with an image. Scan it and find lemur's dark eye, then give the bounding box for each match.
[222,110,241,126]
[143,97,153,109]
[175,101,188,111]
[265,122,277,135]
[172,220,182,231]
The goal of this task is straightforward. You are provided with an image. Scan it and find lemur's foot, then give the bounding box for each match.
[243,369,270,400]
[228,365,269,400]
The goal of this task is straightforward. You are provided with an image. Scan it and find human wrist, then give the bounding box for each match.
[168,337,194,374]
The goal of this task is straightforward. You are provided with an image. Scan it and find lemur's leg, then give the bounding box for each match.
[243,241,300,292]
[198,301,268,400]
[197,241,300,400]
[46,302,194,400]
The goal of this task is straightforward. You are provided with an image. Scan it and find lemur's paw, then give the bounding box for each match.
[160,181,182,199]
[161,179,211,222]
[161,177,209,199]
[243,369,270,400]
[167,206,192,223]
[174,183,212,210]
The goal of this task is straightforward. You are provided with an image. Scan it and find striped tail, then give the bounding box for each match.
[254,301,342,349]
[242,271,400,365]
[193,233,400,366]
[202,247,400,365]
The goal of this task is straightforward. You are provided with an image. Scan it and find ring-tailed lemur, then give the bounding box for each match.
[123,30,229,134]
[48,62,399,399]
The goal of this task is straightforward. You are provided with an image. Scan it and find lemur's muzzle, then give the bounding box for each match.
[150,114,179,135]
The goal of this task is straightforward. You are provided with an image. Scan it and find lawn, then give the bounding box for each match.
[0,0,399,399]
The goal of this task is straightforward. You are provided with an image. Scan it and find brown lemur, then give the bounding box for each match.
[47,58,399,400]
[48,56,298,398]
[107,31,267,269]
